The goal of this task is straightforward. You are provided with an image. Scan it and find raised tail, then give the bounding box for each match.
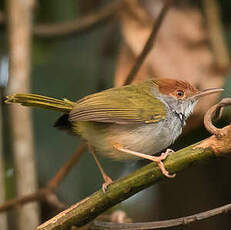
[5,93,75,113]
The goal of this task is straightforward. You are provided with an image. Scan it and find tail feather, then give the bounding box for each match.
[5,93,75,112]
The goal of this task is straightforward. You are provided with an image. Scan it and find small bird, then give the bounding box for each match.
[6,78,223,191]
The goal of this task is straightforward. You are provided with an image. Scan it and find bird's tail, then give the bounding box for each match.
[5,93,75,112]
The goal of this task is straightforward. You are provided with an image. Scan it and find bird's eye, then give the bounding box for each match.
[176,90,184,97]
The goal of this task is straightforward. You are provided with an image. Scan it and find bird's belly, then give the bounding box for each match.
[77,118,182,161]
[106,120,182,160]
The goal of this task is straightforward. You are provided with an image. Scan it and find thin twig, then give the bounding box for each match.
[92,203,231,229]
[0,143,86,213]
[0,188,66,213]
[203,0,230,72]
[0,189,47,213]
[45,193,66,211]
[34,0,123,38]
[0,1,123,38]
[47,143,87,190]
[124,0,174,85]
[204,98,231,136]
[0,187,65,213]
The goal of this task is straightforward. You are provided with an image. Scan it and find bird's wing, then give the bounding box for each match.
[69,80,166,124]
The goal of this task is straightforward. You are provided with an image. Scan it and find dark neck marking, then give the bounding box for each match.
[174,111,186,126]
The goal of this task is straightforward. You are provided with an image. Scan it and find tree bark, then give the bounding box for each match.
[5,0,40,229]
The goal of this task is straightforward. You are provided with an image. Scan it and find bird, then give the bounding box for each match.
[5,78,223,191]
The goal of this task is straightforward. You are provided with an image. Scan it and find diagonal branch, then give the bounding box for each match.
[37,98,231,230]
[124,0,174,85]
[47,143,87,190]
[0,143,86,213]
[203,0,230,72]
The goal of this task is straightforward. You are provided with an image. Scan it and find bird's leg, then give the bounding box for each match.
[113,144,175,178]
[89,145,113,192]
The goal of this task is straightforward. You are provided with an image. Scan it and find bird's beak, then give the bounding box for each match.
[189,88,224,100]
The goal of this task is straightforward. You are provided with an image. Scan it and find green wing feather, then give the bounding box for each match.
[69,80,166,124]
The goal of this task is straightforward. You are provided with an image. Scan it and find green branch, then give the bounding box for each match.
[38,139,227,230]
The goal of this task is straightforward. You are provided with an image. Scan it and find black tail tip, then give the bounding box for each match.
[54,114,72,130]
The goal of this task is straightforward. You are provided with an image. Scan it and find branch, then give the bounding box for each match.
[0,143,86,213]
[0,1,123,38]
[47,143,87,190]
[92,203,231,229]
[203,98,231,136]
[203,0,230,73]
[34,0,123,38]
[37,98,231,230]
[0,188,66,213]
[0,189,47,212]
[124,0,174,85]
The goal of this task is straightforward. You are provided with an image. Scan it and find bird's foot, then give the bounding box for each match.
[157,148,174,160]
[113,143,175,178]
[102,175,113,193]
[151,149,175,178]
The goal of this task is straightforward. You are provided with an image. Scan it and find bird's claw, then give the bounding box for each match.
[152,149,175,178]
[102,175,113,193]
[158,148,174,160]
